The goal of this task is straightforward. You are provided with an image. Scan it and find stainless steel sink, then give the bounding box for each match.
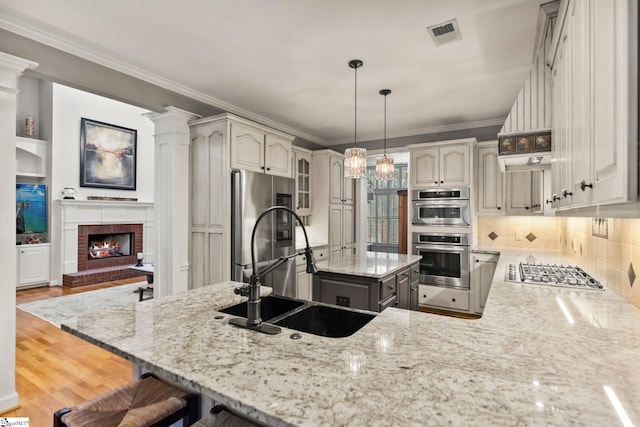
[219,295,304,321]
[221,295,377,338]
[274,304,376,338]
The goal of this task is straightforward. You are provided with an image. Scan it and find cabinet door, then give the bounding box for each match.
[476,145,504,214]
[439,144,469,186]
[328,205,343,256]
[265,133,292,177]
[294,150,312,215]
[530,170,544,214]
[396,268,410,309]
[18,245,50,286]
[343,178,354,205]
[329,156,344,204]
[590,0,629,205]
[505,171,532,215]
[567,0,591,208]
[411,147,439,187]
[230,123,265,173]
[342,204,355,248]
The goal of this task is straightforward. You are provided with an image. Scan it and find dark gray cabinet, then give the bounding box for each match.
[313,261,419,312]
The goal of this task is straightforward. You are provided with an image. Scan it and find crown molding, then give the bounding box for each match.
[0,10,325,144]
[323,117,505,146]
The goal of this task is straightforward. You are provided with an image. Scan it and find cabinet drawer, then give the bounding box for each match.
[379,274,396,301]
[419,285,469,311]
[379,295,397,312]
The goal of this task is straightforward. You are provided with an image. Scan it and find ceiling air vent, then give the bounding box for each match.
[427,19,462,46]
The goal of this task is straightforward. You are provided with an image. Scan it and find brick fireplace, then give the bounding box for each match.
[56,200,155,287]
[63,223,145,287]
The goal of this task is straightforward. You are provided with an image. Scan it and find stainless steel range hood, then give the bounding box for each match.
[497,1,558,172]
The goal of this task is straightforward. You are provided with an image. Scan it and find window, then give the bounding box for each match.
[367,164,408,252]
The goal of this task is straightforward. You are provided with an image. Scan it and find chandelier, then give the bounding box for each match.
[376,89,394,180]
[344,59,367,179]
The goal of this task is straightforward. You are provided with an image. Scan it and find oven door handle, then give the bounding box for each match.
[414,244,468,253]
[413,200,468,207]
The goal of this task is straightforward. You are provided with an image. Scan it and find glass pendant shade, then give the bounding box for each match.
[376,154,395,180]
[344,59,366,179]
[344,147,368,178]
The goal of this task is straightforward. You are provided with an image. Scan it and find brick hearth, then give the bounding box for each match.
[63,223,145,287]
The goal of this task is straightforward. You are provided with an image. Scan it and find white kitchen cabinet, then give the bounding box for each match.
[471,252,498,314]
[230,121,293,178]
[16,243,50,288]
[418,284,470,313]
[549,0,637,210]
[328,154,354,205]
[409,141,470,188]
[476,142,504,215]
[293,147,312,217]
[189,114,295,288]
[505,170,543,215]
[311,150,357,259]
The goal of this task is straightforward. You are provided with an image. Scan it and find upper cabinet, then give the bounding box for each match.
[327,153,354,205]
[549,0,638,210]
[409,140,471,188]
[476,142,504,215]
[230,121,293,178]
[293,147,312,217]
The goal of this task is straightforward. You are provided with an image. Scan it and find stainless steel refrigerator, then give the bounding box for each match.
[231,169,296,297]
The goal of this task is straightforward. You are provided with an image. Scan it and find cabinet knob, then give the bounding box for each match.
[580,180,593,191]
[475,259,479,263]
[434,181,438,184]
[562,188,572,198]
[497,206,501,210]
[525,206,529,210]
[440,180,444,184]
[413,270,419,274]
[261,166,265,170]
[266,167,271,171]
[452,298,456,302]
[388,284,394,290]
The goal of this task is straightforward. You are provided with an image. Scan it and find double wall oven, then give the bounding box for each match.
[411,188,471,290]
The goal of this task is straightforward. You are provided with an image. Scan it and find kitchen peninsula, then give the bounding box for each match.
[62,250,640,426]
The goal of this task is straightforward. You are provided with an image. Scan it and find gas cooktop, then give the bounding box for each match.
[506,262,603,290]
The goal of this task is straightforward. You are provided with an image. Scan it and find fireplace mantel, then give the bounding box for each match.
[53,199,155,285]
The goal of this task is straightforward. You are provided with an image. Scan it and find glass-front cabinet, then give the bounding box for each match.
[293,148,312,218]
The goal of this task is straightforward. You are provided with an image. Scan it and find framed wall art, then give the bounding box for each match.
[80,117,137,190]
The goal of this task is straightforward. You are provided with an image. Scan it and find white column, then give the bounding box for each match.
[0,52,38,412]
[144,107,200,297]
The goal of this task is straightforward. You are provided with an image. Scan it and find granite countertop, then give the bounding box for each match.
[62,250,640,426]
[315,252,422,278]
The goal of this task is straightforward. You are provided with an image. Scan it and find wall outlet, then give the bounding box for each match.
[592,218,608,239]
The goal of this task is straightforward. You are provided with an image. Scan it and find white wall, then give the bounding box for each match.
[51,83,154,201]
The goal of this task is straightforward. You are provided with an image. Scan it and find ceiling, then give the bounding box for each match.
[0,0,546,146]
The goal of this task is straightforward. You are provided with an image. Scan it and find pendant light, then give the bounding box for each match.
[344,59,367,179]
[376,89,394,180]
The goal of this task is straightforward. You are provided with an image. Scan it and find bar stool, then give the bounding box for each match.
[192,405,262,427]
[53,373,199,427]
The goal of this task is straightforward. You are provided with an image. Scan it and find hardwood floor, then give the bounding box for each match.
[3,278,141,426]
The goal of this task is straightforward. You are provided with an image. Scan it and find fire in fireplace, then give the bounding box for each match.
[88,233,133,260]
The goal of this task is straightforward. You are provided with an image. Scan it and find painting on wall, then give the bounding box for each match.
[80,117,137,190]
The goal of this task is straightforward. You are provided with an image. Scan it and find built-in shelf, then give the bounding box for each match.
[16,136,47,178]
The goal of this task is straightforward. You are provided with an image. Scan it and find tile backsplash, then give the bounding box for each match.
[477,216,640,310]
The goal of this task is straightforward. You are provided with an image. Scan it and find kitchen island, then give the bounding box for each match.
[62,250,640,426]
[313,252,422,311]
